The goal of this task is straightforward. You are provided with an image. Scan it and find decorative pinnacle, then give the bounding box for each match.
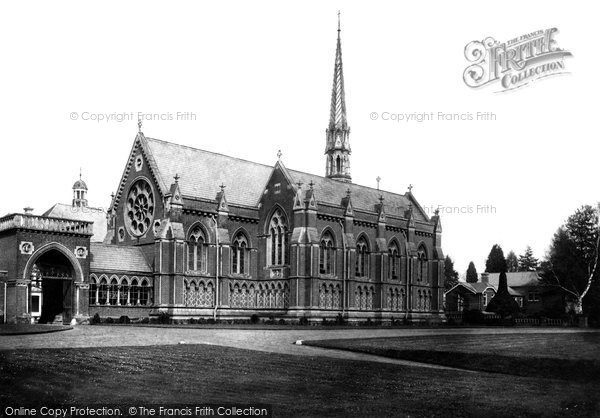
[434,208,440,216]
[174,173,180,183]
[138,117,143,133]
[296,181,303,189]
[337,10,341,32]
[308,180,315,190]
[346,187,351,197]
[376,176,381,190]
[407,184,414,193]
[379,194,384,204]
[277,150,282,160]
[219,183,226,193]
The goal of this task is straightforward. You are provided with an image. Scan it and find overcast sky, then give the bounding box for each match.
[1,1,598,276]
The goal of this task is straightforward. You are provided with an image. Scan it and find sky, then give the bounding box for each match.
[1,1,598,276]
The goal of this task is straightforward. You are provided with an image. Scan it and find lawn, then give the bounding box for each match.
[1,343,599,417]
[302,332,600,382]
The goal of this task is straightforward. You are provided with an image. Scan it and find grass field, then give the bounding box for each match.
[303,332,600,382]
[1,342,599,417]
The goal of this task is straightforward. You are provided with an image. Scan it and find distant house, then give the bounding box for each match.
[445,271,567,315]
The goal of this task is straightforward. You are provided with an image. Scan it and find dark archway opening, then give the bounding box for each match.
[30,250,74,324]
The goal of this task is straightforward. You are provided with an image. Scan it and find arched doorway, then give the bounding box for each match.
[29,249,74,324]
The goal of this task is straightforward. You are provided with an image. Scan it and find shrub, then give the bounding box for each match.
[105,317,114,324]
[90,313,101,325]
[141,317,150,324]
[278,318,286,325]
[298,316,309,326]
[250,314,260,324]
[322,318,328,326]
[206,318,216,325]
[119,315,130,324]
[365,318,373,326]
[189,318,198,325]
[335,313,345,325]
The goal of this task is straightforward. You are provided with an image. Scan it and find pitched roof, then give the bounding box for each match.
[43,203,107,242]
[447,281,520,297]
[90,243,152,273]
[145,137,273,208]
[287,169,426,221]
[485,272,540,288]
[143,136,427,221]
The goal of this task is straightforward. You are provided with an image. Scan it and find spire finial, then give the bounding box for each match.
[277,149,282,160]
[337,10,341,33]
[296,181,303,189]
[219,183,226,193]
[346,187,351,197]
[408,184,414,193]
[174,173,180,183]
[379,194,384,204]
[376,176,381,190]
[138,117,143,133]
[79,167,82,181]
[308,180,315,190]
[434,208,440,216]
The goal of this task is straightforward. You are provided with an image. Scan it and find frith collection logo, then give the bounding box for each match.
[463,28,572,92]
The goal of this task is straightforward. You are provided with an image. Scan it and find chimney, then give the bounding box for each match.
[481,273,489,284]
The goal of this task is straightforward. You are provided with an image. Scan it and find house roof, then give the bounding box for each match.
[447,281,520,297]
[43,203,107,243]
[485,271,540,288]
[90,243,152,273]
[143,136,427,221]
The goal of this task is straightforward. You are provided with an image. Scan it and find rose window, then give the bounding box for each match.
[125,180,155,236]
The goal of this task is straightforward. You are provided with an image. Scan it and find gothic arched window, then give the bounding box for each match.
[417,246,428,282]
[232,232,249,275]
[336,156,341,173]
[130,278,139,306]
[99,277,108,305]
[109,278,118,305]
[119,278,129,306]
[188,225,208,272]
[267,209,288,266]
[355,236,369,278]
[89,276,98,305]
[389,241,400,280]
[319,231,335,275]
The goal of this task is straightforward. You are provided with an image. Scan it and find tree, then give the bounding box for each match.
[518,246,539,271]
[444,255,459,290]
[485,244,507,273]
[486,271,520,317]
[541,205,600,315]
[466,261,478,283]
[506,251,518,272]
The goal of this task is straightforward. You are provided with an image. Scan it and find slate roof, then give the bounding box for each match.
[90,243,152,273]
[145,137,272,208]
[43,203,107,242]
[485,272,540,288]
[450,281,520,297]
[143,137,428,221]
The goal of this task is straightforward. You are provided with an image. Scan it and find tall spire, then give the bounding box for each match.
[325,11,351,182]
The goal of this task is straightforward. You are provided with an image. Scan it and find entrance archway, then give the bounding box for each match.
[29,249,75,324]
